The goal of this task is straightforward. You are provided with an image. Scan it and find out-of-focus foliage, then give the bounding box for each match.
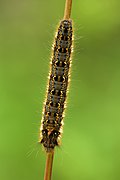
[0,0,120,179]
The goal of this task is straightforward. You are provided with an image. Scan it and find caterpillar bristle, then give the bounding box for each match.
[40,19,73,153]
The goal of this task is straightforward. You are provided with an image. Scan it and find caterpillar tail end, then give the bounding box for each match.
[40,129,61,153]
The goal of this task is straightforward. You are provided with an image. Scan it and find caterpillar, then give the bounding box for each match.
[40,19,73,152]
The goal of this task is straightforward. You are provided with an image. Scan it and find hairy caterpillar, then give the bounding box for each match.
[40,19,73,152]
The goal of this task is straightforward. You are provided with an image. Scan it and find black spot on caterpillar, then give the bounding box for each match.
[40,19,73,152]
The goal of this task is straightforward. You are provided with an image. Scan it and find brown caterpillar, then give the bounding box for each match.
[40,19,73,152]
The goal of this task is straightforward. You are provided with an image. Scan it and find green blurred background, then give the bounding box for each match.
[0,0,120,179]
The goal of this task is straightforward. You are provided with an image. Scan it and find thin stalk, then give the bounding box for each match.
[44,152,54,180]
[64,0,72,19]
[43,1,72,180]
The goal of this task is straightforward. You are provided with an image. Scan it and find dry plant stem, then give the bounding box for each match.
[64,0,72,19]
[44,152,54,180]
[43,1,72,180]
